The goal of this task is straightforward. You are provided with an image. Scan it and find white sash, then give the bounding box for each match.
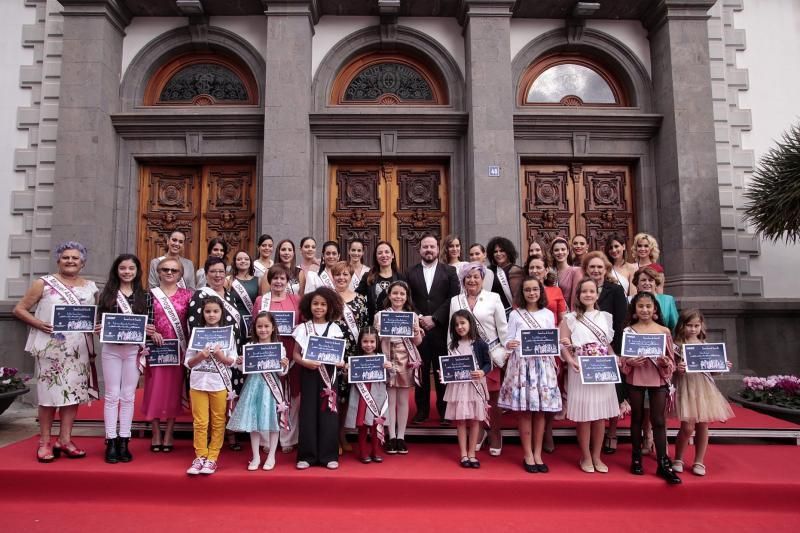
[342,299,359,340]
[305,322,337,413]
[449,345,490,426]
[319,269,335,289]
[206,345,234,399]
[259,291,273,312]
[150,287,187,352]
[200,287,241,326]
[262,371,290,431]
[253,261,267,278]
[495,266,513,308]
[231,278,254,315]
[116,291,133,315]
[41,275,99,400]
[356,381,388,444]
[350,265,367,291]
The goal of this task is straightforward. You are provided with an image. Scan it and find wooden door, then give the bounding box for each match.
[520,163,635,252]
[329,162,449,272]
[138,164,256,272]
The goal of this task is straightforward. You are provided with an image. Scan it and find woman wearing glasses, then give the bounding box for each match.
[142,257,193,453]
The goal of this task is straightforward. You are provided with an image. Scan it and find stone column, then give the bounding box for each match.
[460,0,520,248]
[53,0,129,277]
[261,1,317,242]
[647,0,732,296]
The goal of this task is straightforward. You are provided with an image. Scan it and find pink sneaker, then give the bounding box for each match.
[200,459,218,475]
[187,457,205,475]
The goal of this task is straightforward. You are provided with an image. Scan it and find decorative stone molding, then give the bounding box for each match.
[59,0,132,34]
[7,0,63,298]
[707,0,761,296]
[312,25,465,113]
[511,28,654,113]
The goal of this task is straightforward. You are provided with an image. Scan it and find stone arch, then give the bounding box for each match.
[313,25,465,112]
[511,28,653,112]
[120,26,266,112]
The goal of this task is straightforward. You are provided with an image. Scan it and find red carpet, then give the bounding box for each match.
[1,436,798,531]
[68,388,797,432]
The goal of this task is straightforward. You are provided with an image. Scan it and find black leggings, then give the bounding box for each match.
[628,385,668,459]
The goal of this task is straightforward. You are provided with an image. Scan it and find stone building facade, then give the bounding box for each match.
[1,0,798,392]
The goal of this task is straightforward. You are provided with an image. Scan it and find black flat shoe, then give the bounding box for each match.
[469,458,480,469]
[161,444,173,453]
[631,453,644,476]
[149,444,161,453]
[359,456,372,464]
[657,456,682,485]
[460,456,471,468]
[396,439,408,455]
[440,419,452,427]
[523,460,537,474]
[536,463,549,473]
[371,455,383,463]
[411,415,428,425]
[385,438,398,455]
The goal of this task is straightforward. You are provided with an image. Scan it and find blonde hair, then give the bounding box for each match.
[631,232,660,263]
[581,250,616,284]
[157,256,184,277]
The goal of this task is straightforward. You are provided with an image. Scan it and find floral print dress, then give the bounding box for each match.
[25,280,98,406]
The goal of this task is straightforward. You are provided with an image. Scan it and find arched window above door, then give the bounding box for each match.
[519,55,627,107]
[331,52,448,105]
[144,52,258,106]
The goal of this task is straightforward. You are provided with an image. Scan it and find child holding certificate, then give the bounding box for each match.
[672,309,734,476]
[445,310,492,468]
[620,292,680,484]
[184,299,237,475]
[374,281,423,455]
[344,326,393,464]
[227,312,289,471]
[292,287,345,470]
[499,276,562,473]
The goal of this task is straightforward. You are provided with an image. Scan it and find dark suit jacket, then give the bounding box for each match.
[599,281,628,355]
[406,262,460,356]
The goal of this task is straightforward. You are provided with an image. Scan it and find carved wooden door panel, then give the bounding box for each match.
[139,164,256,272]
[329,162,449,272]
[521,163,634,253]
[138,166,202,267]
[200,165,256,268]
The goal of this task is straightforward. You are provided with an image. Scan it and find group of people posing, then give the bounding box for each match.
[13,230,733,483]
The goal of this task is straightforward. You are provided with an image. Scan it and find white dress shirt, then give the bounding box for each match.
[422,260,438,293]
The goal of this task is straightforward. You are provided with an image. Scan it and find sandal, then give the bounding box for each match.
[36,441,55,463]
[54,440,86,459]
[602,435,618,455]
[692,463,706,476]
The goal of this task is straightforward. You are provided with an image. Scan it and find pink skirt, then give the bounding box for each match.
[141,365,184,419]
[444,379,489,421]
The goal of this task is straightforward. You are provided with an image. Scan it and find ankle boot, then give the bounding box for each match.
[630,452,643,475]
[105,438,120,464]
[117,437,133,463]
[657,456,682,485]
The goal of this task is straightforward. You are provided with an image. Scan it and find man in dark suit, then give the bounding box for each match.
[406,234,460,425]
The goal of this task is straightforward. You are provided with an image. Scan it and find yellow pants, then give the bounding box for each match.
[190,389,228,461]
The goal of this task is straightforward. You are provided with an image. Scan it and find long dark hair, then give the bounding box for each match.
[274,239,297,274]
[99,254,147,314]
[196,298,225,328]
[625,291,666,328]
[449,309,478,349]
[514,276,548,310]
[319,241,341,273]
[366,240,399,285]
[251,311,280,343]
[380,280,417,312]
[356,326,380,355]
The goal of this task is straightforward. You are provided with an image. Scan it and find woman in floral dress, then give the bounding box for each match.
[14,241,99,462]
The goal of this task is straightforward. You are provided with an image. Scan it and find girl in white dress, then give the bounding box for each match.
[499,277,562,473]
[560,278,620,474]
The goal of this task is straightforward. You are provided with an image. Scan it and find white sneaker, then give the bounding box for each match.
[247,457,260,471]
[326,461,339,470]
[296,460,311,470]
[187,457,206,475]
[263,457,276,471]
[200,459,218,474]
